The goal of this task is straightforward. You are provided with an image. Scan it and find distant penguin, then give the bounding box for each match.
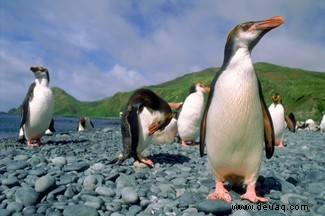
[304,119,317,131]
[268,93,296,148]
[320,113,325,133]
[19,66,54,146]
[177,82,210,146]
[109,88,173,168]
[200,16,284,203]
[77,115,94,131]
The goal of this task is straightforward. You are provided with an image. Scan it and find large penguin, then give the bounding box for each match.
[177,82,210,146]
[268,93,296,147]
[111,88,173,168]
[19,66,54,146]
[200,16,284,203]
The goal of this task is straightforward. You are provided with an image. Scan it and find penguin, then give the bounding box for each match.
[19,66,54,146]
[200,16,284,203]
[304,119,317,131]
[77,115,94,131]
[177,82,210,146]
[320,113,325,133]
[268,93,296,148]
[110,88,173,168]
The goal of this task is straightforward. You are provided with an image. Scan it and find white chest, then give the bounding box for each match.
[25,85,54,140]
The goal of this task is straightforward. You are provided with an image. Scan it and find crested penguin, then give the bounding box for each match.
[111,88,173,168]
[19,66,54,146]
[77,115,94,131]
[200,16,284,203]
[177,82,210,146]
[268,93,296,147]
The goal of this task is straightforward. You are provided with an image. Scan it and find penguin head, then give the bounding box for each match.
[271,93,282,107]
[189,82,210,94]
[30,66,50,83]
[225,16,284,57]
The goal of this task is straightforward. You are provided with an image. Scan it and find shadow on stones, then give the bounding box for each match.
[150,153,190,165]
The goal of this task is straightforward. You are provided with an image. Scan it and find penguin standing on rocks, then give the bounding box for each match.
[177,82,210,146]
[110,88,173,168]
[77,115,94,131]
[268,93,296,147]
[19,66,54,146]
[320,113,325,133]
[200,16,284,203]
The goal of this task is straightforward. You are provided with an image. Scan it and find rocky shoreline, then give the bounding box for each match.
[0,125,324,215]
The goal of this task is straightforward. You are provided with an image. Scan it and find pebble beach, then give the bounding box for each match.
[0,124,324,216]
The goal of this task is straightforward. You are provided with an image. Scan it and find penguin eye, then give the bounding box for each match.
[241,24,250,31]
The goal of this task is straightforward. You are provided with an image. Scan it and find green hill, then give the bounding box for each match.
[8,63,325,121]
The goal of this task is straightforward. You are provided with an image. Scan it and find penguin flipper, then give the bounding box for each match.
[258,81,275,159]
[90,120,95,128]
[49,118,56,132]
[285,113,296,133]
[199,104,208,157]
[19,83,35,131]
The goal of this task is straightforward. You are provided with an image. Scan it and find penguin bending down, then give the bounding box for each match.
[19,66,54,146]
[77,115,94,131]
[200,16,284,203]
[268,93,296,148]
[177,82,210,146]
[110,88,173,168]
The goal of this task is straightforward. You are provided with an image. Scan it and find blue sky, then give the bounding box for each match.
[1,0,324,112]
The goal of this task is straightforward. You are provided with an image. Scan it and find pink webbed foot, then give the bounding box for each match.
[27,140,41,147]
[207,181,232,202]
[240,184,268,203]
[181,140,189,147]
[136,152,154,168]
[276,141,284,148]
[181,140,195,147]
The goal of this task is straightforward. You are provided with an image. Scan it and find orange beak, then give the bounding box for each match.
[204,87,210,93]
[250,16,285,31]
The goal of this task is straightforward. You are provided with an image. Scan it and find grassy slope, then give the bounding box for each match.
[8,63,325,121]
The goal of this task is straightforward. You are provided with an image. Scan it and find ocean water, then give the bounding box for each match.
[0,113,120,138]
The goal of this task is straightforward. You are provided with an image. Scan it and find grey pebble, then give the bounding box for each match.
[15,187,39,206]
[121,187,139,204]
[196,199,232,215]
[35,174,56,192]
[6,201,23,213]
[63,204,98,216]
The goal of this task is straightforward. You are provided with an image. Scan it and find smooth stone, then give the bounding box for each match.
[15,187,39,206]
[121,187,139,204]
[196,199,232,215]
[59,173,78,185]
[116,173,137,188]
[35,175,56,192]
[95,186,115,197]
[6,161,29,171]
[63,204,98,216]
[0,209,11,216]
[2,176,19,187]
[83,175,98,187]
[50,157,67,165]
[6,201,23,212]
[90,163,105,171]
[63,162,90,172]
